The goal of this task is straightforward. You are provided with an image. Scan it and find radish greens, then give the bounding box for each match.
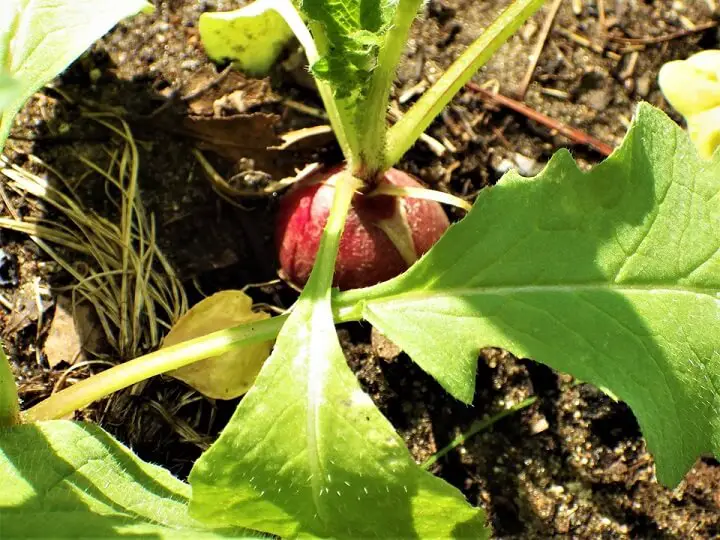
[2,0,719,538]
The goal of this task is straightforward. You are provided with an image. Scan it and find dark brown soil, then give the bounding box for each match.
[2,0,719,538]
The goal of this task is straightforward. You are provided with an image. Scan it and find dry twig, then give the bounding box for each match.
[467,82,614,156]
[609,20,719,45]
[517,0,564,100]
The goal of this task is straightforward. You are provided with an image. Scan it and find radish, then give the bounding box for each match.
[200,0,541,291]
[276,167,450,290]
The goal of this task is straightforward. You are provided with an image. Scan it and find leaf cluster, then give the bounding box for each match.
[1,0,719,538]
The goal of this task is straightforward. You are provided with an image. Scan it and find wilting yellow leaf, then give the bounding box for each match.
[163,290,273,399]
[659,50,720,158]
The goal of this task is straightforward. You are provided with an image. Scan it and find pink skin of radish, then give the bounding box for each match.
[276,166,450,291]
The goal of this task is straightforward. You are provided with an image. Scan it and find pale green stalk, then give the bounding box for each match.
[356,0,424,178]
[303,171,363,293]
[22,316,287,422]
[0,344,20,426]
[22,175,363,423]
[385,0,545,168]
[367,183,473,211]
[274,0,360,165]
[308,22,362,168]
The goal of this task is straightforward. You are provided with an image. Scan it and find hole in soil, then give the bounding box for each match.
[491,496,524,536]
[697,29,719,50]
[427,1,456,25]
[627,511,669,538]
[590,402,641,447]
[520,358,557,395]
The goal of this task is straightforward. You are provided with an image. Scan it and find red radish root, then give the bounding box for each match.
[276,166,450,290]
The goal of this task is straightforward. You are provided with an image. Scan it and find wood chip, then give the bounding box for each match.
[44,296,101,368]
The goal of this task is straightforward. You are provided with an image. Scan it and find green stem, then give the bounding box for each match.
[21,184,365,424]
[22,315,287,422]
[384,0,545,168]
[0,344,20,427]
[307,22,361,168]
[304,170,363,294]
[356,0,424,178]
[421,396,537,469]
[274,0,360,166]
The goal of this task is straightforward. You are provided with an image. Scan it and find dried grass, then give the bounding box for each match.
[0,115,187,359]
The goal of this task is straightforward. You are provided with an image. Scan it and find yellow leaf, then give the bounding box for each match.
[199,1,294,76]
[163,291,274,399]
[658,50,720,158]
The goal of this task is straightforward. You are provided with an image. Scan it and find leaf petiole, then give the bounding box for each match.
[22,173,364,423]
[366,183,473,211]
[384,0,545,168]
[21,315,287,422]
[356,0,424,177]
[270,1,360,166]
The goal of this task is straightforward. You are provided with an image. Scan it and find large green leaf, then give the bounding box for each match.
[0,0,151,153]
[337,103,720,487]
[189,172,488,538]
[0,421,264,538]
[0,75,20,110]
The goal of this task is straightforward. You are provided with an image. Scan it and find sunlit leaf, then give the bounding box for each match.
[198,1,294,76]
[659,50,720,158]
[0,421,266,538]
[338,103,720,487]
[0,0,152,153]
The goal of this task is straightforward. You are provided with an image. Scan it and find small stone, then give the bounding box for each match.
[181,59,202,71]
[513,153,544,177]
[530,416,550,434]
[636,73,652,98]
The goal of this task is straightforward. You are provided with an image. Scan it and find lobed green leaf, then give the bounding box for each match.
[337,103,720,487]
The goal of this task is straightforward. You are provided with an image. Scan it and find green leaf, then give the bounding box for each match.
[0,0,152,153]
[299,0,424,173]
[190,172,488,538]
[299,0,396,100]
[0,74,20,110]
[0,420,265,538]
[198,1,294,76]
[0,342,19,427]
[337,103,720,487]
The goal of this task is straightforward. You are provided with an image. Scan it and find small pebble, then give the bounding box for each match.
[181,59,202,71]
